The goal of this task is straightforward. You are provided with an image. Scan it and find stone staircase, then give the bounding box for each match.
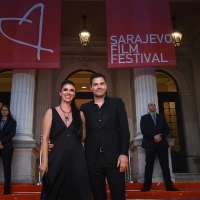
[0,182,200,199]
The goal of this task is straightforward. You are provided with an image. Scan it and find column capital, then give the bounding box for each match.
[134,67,156,78]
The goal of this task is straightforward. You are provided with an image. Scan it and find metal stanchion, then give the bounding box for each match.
[125,149,133,183]
[36,134,42,185]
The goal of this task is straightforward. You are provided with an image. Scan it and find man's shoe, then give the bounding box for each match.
[3,192,10,195]
[141,187,150,192]
[166,187,180,191]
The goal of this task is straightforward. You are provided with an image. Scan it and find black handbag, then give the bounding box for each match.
[42,172,50,191]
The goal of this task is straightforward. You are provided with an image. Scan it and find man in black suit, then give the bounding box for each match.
[0,105,17,195]
[80,73,130,200]
[140,101,179,192]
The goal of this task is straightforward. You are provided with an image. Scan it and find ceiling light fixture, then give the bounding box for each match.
[171,16,182,47]
[79,15,91,47]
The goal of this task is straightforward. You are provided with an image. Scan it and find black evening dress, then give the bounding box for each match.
[40,108,91,200]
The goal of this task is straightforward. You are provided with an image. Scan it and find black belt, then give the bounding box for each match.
[99,147,103,152]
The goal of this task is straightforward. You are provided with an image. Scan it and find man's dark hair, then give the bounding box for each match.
[90,73,106,85]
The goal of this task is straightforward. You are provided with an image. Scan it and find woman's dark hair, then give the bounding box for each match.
[60,79,76,91]
[0,105,14,120]
[90,72,106,85]
[60,80,82,135]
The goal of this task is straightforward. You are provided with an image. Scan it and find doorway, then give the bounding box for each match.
[156,71,188,172]
[0,70,12,107]
[67,70,94,109]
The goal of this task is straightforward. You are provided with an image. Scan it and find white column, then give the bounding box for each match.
[130,67,175,183]
[0,69,37,184]
[116,68,134,140]
[10,69,35,141]
[34,69,52,144]
[134,67,158,138]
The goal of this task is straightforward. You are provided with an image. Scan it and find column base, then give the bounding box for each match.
[194,157,200,172]
[130,137,175,183]
[0,139,39,184]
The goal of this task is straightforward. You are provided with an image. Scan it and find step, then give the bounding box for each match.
[0,182,200,199]
[1,193,200,200]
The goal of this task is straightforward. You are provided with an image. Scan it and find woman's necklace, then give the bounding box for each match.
[60,105,71,121]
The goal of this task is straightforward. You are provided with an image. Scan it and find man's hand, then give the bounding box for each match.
[154,134,162,143]
[117,155,128,172]
[0,144,3,149]
[48,143,53,151]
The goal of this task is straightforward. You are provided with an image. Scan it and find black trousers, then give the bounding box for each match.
[88,152,126,200]
[0,149,13,193]
[144,147,173,189]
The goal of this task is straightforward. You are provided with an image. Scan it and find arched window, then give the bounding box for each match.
[156,71,177,92]
[67,70,94,108]
[67,70,93,92]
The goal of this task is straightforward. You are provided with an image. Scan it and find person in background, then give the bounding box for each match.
[0,105,17,195]
[80,73,130,200]
[140,101,179,192]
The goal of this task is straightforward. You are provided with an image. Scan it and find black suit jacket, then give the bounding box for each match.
[80,97,130,167]
[0,118,16,150]
[140,113,170,148]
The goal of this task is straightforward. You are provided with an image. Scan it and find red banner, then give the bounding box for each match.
[0,0,61,69]
[106,0,176,68]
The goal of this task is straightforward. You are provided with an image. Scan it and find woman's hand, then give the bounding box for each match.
[0,144,3,149]
[39,163,48,178]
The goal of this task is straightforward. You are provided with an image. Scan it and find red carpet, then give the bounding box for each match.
[0,182,200,199]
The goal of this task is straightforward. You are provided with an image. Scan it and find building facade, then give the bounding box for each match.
[0,0,200,183]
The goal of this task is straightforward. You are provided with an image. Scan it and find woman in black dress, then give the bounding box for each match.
[0,105,16,195]
[39,80,91,200]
